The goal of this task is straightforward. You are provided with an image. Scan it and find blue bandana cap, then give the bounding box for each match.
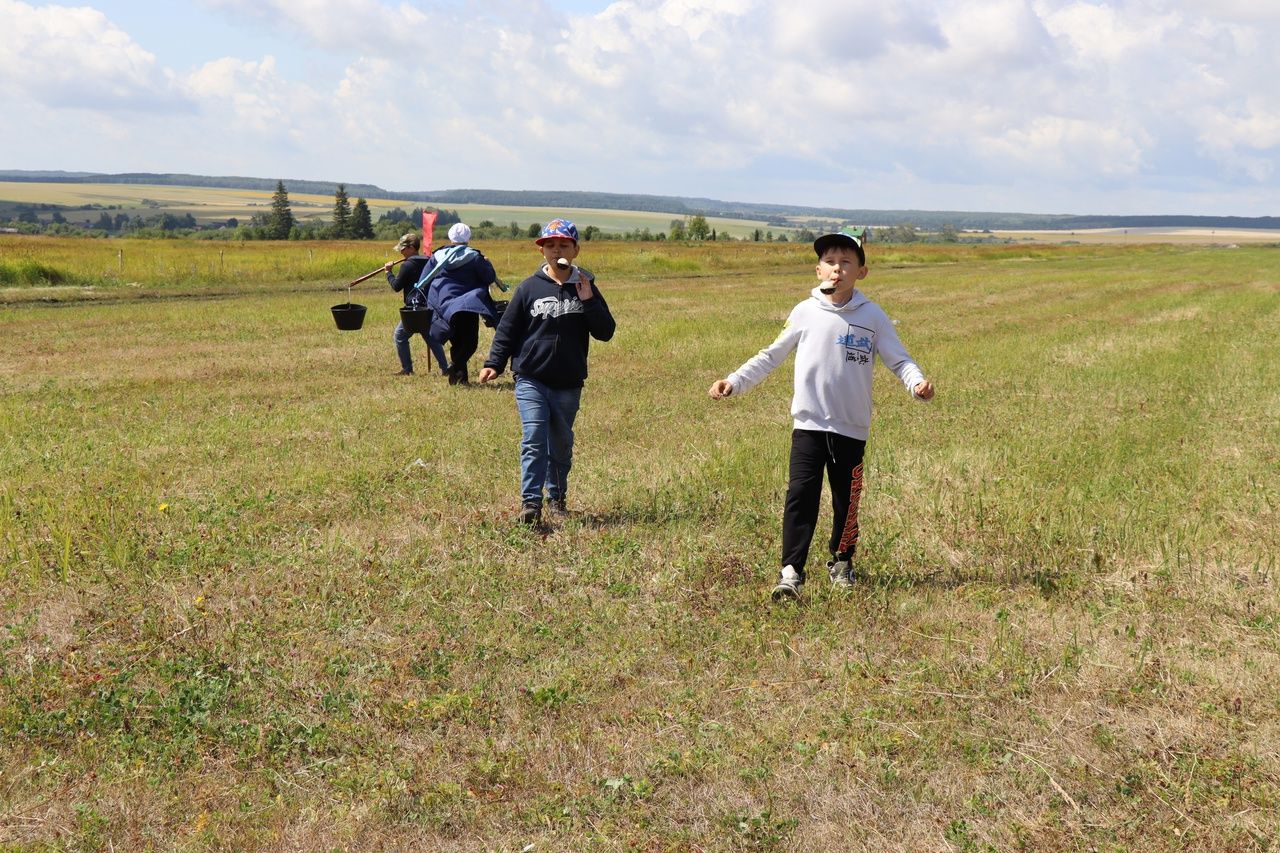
[535,218,579,245]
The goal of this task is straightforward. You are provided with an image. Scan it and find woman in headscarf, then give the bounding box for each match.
[421,222,500,384]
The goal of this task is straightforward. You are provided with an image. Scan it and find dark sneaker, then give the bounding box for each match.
[448,364,469,386]
[828,558,854,589]
[518,501,542,525]
[547,498,569,518]
[394,368,413,376]
[771,565,804,601]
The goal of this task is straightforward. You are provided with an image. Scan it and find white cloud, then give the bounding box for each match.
[0,0,186,110]
[1039,2,1171,65]
[3,0,1278,214]
[986,115,1148,177]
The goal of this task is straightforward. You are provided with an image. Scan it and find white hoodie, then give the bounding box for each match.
[726,287,926,441]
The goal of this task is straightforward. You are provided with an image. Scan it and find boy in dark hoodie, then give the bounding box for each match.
[478,219,617,525]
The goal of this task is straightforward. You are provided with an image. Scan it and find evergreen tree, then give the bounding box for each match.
[265,180,295,240]
[331,184,352,238]
[351,197,374,239]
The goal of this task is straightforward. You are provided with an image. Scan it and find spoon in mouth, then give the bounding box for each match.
[555,258,570,268]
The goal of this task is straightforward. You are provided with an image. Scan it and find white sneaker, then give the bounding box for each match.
[771,565,804,601]
[828,558,854,589]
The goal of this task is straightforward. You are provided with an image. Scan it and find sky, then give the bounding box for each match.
[2,0,1278,216]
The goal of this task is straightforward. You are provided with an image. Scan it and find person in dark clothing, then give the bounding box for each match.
[423,223,500,385]
[385,232,447,375]
[478,218,616,525]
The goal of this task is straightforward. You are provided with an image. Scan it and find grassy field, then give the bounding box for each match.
[989,227,1280,245]
[0,182,786,239]
[1,238,1278,850]
[0,235,1167,303]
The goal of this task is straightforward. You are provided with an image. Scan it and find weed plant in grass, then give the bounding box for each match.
[1,241,1278,849]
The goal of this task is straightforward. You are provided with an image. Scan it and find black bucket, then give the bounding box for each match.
[399,306,433,334]
[484,300,509,329]
[331,303,367,331]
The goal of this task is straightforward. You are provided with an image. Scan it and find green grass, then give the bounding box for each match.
[1,240,1278,849]
[0,236,805,303]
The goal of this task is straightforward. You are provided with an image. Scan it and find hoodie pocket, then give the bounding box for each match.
[517,337,558,377]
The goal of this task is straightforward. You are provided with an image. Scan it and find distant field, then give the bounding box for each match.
[991,226,1280,245]
[1,238,1278,849]
[443,203,778,238]
[0,181,788,238]
[0,181,348,222]
[6,181,1279,244]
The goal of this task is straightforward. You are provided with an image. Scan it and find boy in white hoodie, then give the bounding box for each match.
[708,228,934,601]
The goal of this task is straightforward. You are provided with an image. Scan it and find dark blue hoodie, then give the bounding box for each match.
[483,265,616,389]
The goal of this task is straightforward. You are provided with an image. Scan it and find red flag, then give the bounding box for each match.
[422,210,438,253]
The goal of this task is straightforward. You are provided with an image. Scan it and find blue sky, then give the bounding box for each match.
[2,0,1278,216]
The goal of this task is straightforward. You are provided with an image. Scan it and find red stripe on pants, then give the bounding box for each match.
[837,462,864,556]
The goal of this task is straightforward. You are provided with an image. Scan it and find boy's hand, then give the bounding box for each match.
[708,379,733,399]
[914,380,935,400]
[478,367,499,383]
[575,276,594,301]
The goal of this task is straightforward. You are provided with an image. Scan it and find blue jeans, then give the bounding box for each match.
[394,322,449,374]
[513,377,582,506]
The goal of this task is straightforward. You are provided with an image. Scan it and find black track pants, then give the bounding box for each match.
[448,311,480,368]
[780,429,866,579]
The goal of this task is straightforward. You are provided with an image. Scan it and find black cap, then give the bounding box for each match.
[813,227,866,265]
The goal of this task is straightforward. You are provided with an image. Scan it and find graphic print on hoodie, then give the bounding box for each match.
[837,325,874,365]
[725,287,925,441]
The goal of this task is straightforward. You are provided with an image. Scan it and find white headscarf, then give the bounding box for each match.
[447,223,472,244]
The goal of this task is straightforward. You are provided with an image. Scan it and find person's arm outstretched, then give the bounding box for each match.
[708,311,802,400]
[875,310,934,401]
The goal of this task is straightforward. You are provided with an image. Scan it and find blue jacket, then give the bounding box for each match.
[483,266,616,389]
[422,244,499,327]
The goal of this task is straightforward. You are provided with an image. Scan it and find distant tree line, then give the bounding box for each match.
[4,170,1279,232]
[1,188,991,245]
[240,182,462,241]
[0,181,464,242]
[1,186,804,243]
